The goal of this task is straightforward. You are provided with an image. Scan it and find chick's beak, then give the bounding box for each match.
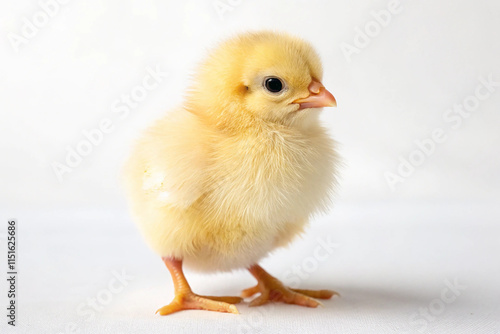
[293,79,337,110]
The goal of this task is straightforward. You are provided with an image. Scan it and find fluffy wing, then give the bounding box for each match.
[125,110,209,209]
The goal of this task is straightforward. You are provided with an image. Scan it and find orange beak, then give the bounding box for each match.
[293,79,337,110]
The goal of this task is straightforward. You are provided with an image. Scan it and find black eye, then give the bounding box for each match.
[264,77,284,93]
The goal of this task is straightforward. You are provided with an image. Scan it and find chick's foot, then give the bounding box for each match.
[156,292,240,315]
[242,264,338,308]
[157,257,241,316]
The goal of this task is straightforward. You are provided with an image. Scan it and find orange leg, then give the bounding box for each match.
[156,257,241,315]
[241,264,338,307]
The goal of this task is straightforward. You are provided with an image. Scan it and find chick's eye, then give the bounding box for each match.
[264,77,284,93]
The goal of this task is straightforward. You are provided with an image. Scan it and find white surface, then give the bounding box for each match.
[1,0,500,333]
[1,201,500,334]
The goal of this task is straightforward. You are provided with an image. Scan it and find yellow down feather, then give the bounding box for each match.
[123,31,340,272]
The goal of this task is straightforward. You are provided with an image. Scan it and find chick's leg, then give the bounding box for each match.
[242,264,338,307]
[156,257,241,315]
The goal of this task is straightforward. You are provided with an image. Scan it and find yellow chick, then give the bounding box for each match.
[123,31,339,315]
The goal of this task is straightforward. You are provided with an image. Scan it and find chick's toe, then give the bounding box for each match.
[243,264,339,308]
[156,293,239,316]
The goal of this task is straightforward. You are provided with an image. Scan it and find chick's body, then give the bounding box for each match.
[125,107,337,271]
[124,32,340,311]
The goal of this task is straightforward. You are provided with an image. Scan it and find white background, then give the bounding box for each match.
[1,0,499,333]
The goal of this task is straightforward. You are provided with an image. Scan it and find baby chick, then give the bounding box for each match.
[123,31,339,315]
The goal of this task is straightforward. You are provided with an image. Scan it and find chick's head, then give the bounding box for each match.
[187,31,336,130]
